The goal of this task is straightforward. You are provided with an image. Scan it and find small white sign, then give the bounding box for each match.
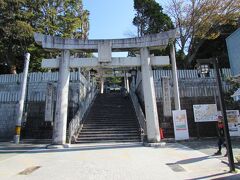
[193,104,218,122]
[172,110,189,140]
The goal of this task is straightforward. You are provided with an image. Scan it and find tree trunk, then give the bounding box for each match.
[187,39,205,65]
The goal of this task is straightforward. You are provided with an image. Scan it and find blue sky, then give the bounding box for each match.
[83,0,169,40]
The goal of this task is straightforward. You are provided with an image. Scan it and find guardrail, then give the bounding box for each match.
[129,89,147,141]
[67,87,98,144]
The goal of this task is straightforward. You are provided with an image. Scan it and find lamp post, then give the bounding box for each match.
[197,58,235,172]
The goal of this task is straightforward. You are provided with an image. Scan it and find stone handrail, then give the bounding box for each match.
[129,89,147,141]
[68,87,98,144]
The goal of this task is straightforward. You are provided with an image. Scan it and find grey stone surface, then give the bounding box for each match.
[34,30,176,51]
[0,81,81,139]
[0,142,239,180]
[0,103,17,139]
[179,137,240,164]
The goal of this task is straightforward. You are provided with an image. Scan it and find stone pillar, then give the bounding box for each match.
[14,53,30,144]
[100,77,104,94]
[162,77,172,117]
[140,47,160,142]
[126,75,130,93]
[52,50,70,145]
[170,43,181,110]
[78,67,82,104]
[131,74,136,91]
[45,83,54,122]
[124,71,129,92]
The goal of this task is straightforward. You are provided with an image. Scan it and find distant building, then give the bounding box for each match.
[226,28,240,77]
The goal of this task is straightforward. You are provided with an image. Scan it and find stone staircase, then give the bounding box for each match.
[75,93,141,143]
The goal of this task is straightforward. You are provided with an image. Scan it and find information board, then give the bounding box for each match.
[193,104,218,122]
[172,110,189,140]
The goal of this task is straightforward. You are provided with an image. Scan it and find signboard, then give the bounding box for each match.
[45,83,54,122]
[193,104,218,122]
[218,110,240,136]
[172,110,189,140]
[162,77,171,117]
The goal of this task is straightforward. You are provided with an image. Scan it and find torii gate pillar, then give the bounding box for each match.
[140,47,160,142]
[100,77,104,94]
[52,50,70,145]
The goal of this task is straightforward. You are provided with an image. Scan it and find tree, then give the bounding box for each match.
[133,0,173,37]
[24,0,89,38]
[194,24,237,68]
[0,0,89,73]
[166,0,240,65]
[0,0,34,73]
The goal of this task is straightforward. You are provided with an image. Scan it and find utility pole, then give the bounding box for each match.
[14,53,30,144]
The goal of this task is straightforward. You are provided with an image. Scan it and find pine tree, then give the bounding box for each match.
[133,0,173,37]
[0,0,90,73]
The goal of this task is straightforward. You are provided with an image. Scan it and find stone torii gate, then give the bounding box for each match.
[34,29,180,146]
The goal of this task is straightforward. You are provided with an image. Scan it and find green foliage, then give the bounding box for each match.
[0,0,89,73]
[0,0,34,71]
[133,0,173,36]
[192,24,237,68]
[109,77,122,85]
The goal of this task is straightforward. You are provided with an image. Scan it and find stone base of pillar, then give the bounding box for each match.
[14,135,20,144]
[46,144,70,149]
[143,142,166,148]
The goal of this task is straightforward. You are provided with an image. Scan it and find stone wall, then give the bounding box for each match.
[0,103,17,139]
[0,84,82,140]
[21,102,48,139]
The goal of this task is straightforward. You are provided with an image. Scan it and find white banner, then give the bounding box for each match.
[193,104,218,122]
[172,110,189,140]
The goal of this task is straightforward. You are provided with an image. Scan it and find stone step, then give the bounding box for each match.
[83,124,138,127]
[75,93,140,143]
[85,119,137,122]
[82,125,138,129]
[80,128,139,132]
[75,139,141,144]
[80,130,140,136]
[77,136,141,140]
[86,117,136,119]
[78,133,140,138]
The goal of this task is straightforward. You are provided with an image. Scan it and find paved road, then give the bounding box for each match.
[0,141,45,161]
[179,137,240,164]
[0,141,240,180]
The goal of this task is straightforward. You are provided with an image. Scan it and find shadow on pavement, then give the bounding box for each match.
[175,155,211,165]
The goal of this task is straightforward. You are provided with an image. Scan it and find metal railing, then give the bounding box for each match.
[68,86,98,144]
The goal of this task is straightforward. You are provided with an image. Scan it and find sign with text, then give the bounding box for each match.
[162,77,171,117]
[218,110,240,136]
[172,110,189,140]
[193,104,218,122]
